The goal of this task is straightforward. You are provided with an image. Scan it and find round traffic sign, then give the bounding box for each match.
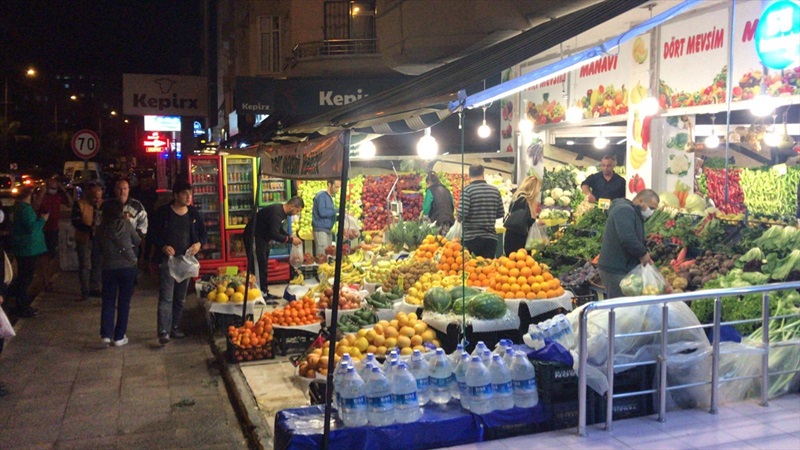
[71,129,101,159]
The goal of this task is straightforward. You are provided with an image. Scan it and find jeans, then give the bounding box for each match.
[599,269,626,300]
[246,236,271,290]
[101,267,137,341]
[464,237,497,259]
[76,241,101,294]
[314,231,332,257]
[10,255,38,311]
[157,262,190,336]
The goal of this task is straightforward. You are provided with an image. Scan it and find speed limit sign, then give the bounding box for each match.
[71,129,101,159]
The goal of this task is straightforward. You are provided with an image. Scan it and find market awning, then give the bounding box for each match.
[275,0,651,142]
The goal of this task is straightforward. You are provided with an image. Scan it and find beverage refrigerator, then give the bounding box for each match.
[222,155,257,269]
[258,174,293,258]
[187,155,225,273]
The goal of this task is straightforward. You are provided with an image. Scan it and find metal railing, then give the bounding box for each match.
[292,39,378,59]
[577,281,800,436]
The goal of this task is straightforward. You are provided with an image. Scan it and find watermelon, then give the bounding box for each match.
[450,296,473,315]
[423,287,452,313]
[467,293,507,319]
[448,286,481,302]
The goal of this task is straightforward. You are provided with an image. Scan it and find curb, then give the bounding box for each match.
[210,334,273,450]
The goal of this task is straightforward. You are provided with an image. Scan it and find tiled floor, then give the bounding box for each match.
[443,395,800,450]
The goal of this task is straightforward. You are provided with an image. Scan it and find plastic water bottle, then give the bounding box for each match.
[386,359,400,384]
[450,353,462,400]
[481,349,492,365]
[471,341,488,358]
[465,356,494,414]
[524,326,546,351]
[493,339,512,356]
[333,354,352,409]
[490,354,514,410]
[429,348,453,405]
[449,343,465,366]
[357,353,376,379]
[339,367,368,427]
[510,351,538,408]
[365,367,395,426]
[392,362,422,423]
[410,350,431,406]
[553,314,574,348]
[455,352,471,410]
[503,347,515,367]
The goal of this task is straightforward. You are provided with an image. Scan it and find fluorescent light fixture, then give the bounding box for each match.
[566,106,584,123]
[616,138,627,145]
[705,134,720,149]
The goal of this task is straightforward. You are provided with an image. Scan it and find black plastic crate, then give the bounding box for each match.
[212,312,253,333]
[273,327,319,356]
[542,397,598,431]
[226,336,275,364]
[433,322,523,354]
[593,363,656,422]
[533,360,582,403]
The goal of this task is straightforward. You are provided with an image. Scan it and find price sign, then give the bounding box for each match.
[71,130,101,159]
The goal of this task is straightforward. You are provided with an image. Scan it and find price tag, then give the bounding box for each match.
[598,198,611,210]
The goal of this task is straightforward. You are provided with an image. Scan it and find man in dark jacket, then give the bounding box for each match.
[149,179,207,345]
[598,189,659,299]
[244,196,304,299]
[422,172,455,235]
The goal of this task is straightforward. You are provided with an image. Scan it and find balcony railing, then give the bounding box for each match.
[292,39,378,59]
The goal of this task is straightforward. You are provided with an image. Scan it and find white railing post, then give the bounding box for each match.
[761,292,770,407]
[659,303,669,422]
[578,307,590,436]
[606,309,616,431]
[710,296,721,414]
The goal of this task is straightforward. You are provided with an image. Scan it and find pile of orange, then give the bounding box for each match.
[415,234,447,260]
[228,316,273,348]
[465,256,497,287]
[435,240,470,275]
[485,249,565,299]
[270,297,321,327]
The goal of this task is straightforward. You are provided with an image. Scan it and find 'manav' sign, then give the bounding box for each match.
[123,74,208,116]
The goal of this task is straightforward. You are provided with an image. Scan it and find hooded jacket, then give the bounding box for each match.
[99,219,141,270]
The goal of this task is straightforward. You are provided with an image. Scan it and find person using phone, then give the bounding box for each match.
[9,186,49,317]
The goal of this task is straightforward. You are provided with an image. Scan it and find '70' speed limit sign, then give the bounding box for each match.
[71,129,101,159]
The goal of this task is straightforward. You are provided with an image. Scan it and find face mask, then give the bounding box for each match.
[47,188,58,194]
[641,207,654,219]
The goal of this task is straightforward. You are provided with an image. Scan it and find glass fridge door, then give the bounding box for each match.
[226,231,247,261]
[224,156,255,229]
[259,175,290,206]
[190,158,223,262]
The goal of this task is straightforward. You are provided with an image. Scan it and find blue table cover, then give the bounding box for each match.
[275,401,548,449]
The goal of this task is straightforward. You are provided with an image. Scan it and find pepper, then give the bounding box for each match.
[642,116,653,150]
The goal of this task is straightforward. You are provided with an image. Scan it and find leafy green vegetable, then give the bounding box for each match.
[735,247,764,269]
[771,249,800,281]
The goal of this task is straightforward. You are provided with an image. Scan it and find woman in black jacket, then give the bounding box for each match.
[503,175,542,256]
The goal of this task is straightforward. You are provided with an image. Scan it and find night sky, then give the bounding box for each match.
[1,0,204,77]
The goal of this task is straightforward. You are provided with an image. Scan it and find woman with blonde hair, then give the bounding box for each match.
[503,175,542,256]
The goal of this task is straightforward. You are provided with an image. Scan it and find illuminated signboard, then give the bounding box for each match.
[144,115,182,132]
[755,0,800,70]
[143,132,169,153]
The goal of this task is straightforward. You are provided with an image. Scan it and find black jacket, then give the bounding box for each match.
[149,203,207,263]
[427,184,455,227]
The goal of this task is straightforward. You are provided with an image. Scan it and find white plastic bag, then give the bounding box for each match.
[445,221,462,241]
[289,244,303,269]
[0,307,15,339]
[524,222,548,252]
[168,252,200,282]
[344,214,361,240]
[620,264,667,297]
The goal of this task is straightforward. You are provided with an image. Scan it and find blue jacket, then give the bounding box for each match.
[312,190,336,232]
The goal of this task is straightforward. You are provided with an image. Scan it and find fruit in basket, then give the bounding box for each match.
[228,317,274,362]
[270,297,321,326]
[333,311,439,360]
[486,250,565,299]
[467,293,507,319]
[406,272,462,305]
[247,288,261,301]
[216,293,229,303]
[423,287,452,313]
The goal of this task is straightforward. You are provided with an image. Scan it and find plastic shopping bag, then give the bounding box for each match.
[620,264,667,297]
[524,222,549,252]
[0,307,15,339]
[344,214,362,240]
[168,251,200,282]
[289,243,304,269]
[445,221,462,241]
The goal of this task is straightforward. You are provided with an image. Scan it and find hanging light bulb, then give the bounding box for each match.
[518,117,534,134]
[593,133,609,149]
[639,97,659,117]
[751,94,775,117]
[477,106,491,138]
[762,113,781,147]
[417,128,438,160]
[359,140,376,158]
[705,114,719,149]
[566,106,583,123]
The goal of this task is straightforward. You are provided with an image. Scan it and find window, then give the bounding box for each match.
[324,1,375,40]
[260,16,281,73]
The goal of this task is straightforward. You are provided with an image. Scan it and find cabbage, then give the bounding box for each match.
[620,273,643,296]
[660,192,680,208]
[685,193,706,213]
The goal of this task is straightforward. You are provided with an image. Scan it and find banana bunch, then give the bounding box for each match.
[630,145,648,169]
[318,261,364,284]
[347,250,365,263]
[289,273,305,285]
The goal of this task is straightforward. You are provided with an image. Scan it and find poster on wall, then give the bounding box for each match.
[519,58,568,126]
[660,115,697,200]
[658,4,730,109]
[499,66,519,155]
[625,32,654,199]
[571,38,635,119]
[732,0,800,101]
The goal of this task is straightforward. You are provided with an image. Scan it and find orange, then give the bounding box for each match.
[469,272,479,281]
[530,282,541,293]
[526,291,537,300]
[505,292,515,299]
[517,276,528,286]
[509,252,518,261]
[451,243,462,252]
[543,272,554,281]
[504,260,516,270]
[525,257,536,268]
[536,291,547,299]
[510,283,521,292]
[546,290,556,298]
[509,268,520,278]
[556,286,565,296]
[515,291,525,298]
[515,260,527,269]
[501,283,511,292]
[478,273,487,281]
[521,284,531,294]
[520,267,532,277]
[498,266,509,276]
[531,265,542,276]
[527,275,537,285]
[516,249,528,259]
[534,275,544,284]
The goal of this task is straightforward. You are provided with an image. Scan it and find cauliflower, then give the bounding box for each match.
[558,196,571,207]
[667,154,690,175]
[540,209,553,219]
[550,187,564,200]
[543,197,556,207]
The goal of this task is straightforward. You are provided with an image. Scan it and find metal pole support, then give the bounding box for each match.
[659,303,668,422]
[761,292,770,407]
[710,296,721,414]
[605,309,616,431]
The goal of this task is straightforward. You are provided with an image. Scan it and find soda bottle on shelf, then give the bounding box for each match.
[510,351,538,408]
[465,356,494,414]
[392,362,422,423]
[365,366,395,426]
[339,366,368,427]
[489,354,514,410]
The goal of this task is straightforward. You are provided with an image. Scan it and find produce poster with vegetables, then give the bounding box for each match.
[732,0,800,101]
[519,57,567,126]
[661,115,696,197]
[499,66,518,154]
[658,5,730,109]
[625,33,654,200]
[570,38,633,119]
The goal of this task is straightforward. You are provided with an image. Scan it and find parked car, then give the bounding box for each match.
[0,173,20,207]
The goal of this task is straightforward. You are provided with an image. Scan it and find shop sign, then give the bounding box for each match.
[123,74,208,116]
[755,0,800,70]
[570,37,633,120]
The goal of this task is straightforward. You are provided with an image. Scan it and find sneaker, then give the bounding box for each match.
[158,334,170,345]
[100,337,111,347]
[113,336,129,347]
[170,330,187,339]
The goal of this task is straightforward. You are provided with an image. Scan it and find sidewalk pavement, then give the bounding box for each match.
[0,267,250,450]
